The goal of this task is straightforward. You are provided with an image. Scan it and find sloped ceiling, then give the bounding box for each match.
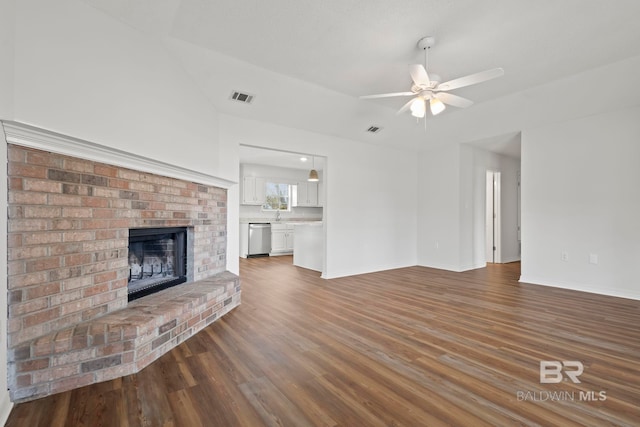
[81,0,640,155]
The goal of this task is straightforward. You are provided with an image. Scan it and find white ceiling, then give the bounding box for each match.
[82,0,640,161]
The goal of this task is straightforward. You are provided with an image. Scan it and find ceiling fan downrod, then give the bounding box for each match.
[417,36,435,72]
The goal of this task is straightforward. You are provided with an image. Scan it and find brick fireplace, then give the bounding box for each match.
[4,122,239,402]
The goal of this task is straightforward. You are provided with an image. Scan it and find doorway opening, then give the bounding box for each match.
[238,145,327,277]
[486,171,501,263]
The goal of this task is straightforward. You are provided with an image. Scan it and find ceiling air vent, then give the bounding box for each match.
[366,125,383,134]
[230,90,255,104]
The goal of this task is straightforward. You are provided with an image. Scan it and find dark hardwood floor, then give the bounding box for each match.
[6,256,640,426]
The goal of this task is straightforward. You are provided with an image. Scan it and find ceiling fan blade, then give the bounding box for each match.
[360,91,415,99]
[436,68,504,91]
[434,92,474,108]
[396,97,418,115]
[409,64,430,87]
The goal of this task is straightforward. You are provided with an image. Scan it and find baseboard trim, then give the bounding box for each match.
[519,275,640,301]
[417,262,485,273]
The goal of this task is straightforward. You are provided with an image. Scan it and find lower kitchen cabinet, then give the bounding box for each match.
[271,223,294,254]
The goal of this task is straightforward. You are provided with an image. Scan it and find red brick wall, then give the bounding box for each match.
[7,144,227,348]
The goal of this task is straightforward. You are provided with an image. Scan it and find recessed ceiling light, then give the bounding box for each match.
[300,157,308,162]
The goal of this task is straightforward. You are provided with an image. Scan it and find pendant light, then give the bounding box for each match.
[308,156,319,182]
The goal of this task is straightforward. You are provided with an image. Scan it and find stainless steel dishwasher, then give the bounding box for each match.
[247,223,271,257]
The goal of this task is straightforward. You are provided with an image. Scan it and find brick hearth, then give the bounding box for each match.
[10,272,239,401]
[6,143,239,402]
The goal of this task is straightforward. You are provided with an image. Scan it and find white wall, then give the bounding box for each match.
[417,144,462,270]
[0,0,14,120]
[220,114,418,279]
[521,105,640,300]
[13,0,223,179]
[0,0,15,421]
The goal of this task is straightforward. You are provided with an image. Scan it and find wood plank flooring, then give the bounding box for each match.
[6,256,640,426]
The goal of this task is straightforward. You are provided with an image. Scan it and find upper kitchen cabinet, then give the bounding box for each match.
[242,176,266,205]
[296,181,319,207]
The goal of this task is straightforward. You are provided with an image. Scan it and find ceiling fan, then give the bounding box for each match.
[361,37,504,119]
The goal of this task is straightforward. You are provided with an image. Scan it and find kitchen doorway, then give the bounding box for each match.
[238,145,327,276]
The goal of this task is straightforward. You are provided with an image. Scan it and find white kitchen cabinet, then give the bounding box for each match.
[271,229,287,252]
[285,229,294,251]
[271,223,294,254]
[296,181,318,207]
[242,176,266,205]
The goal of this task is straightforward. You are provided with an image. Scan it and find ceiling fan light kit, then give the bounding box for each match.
[360,36,504,122]
[410,98,426,118]
[429,97,446,116]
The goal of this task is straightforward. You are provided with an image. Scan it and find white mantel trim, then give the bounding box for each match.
[1,121,236,189]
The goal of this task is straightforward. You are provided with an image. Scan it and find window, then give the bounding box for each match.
[263,182,293,211]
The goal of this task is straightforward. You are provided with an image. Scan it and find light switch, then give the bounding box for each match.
[589,254,598,265]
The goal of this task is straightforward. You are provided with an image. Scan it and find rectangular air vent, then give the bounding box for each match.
[366,125,382,133]
[230,90,254,104]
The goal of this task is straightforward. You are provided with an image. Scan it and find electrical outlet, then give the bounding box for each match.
[561,252,569,262]
[589,254,598,265]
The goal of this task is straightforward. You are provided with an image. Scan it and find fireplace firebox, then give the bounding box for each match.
[128,227,188,301]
